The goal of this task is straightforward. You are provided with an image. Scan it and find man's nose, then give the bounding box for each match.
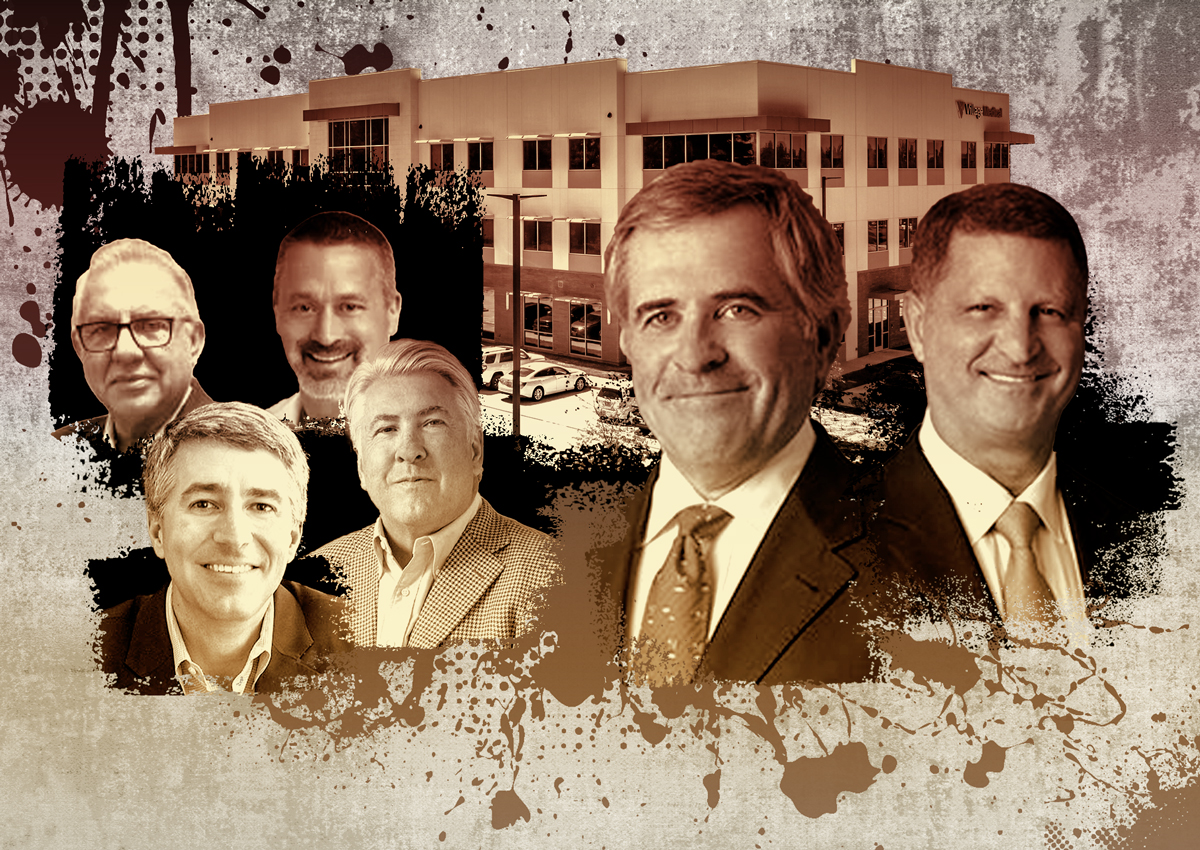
[211,507,252,550]
[110,325,145,361]
[394,426,428,463]
[312,306,345,345]
[671,316,728,373]
[994,309,1042,363]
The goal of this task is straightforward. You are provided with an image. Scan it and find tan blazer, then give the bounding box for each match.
[311,498,558,648]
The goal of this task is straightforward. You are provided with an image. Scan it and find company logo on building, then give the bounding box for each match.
[956,100,1003,119]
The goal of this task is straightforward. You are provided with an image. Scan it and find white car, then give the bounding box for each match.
[498,364,590,401]
[481,345,545,390]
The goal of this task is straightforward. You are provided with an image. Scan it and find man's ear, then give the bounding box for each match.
[148,511,166,560]
[287,521,303,563]
[905,293,928,364]
[387,292,402,337]
[71,328,84,361]
[185,319,206,366]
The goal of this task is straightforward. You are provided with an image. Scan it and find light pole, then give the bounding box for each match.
[486,192,545,439]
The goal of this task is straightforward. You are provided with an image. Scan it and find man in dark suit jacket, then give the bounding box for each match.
[54,238,213,453]
[95,402,349,695]
[875,183,1118,633]
[581,160,879,687]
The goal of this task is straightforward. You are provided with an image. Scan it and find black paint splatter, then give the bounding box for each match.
[315,42,393,75]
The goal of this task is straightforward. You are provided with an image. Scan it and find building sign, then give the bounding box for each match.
[956,100,1003,119]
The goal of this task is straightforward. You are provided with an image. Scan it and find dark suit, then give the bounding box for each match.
[585,423,881,686]
[53,378,215,448]
[875,436,1139,624]
[96,581,351,695]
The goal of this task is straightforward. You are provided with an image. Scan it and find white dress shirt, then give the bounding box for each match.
[628,419,816,642]
[918,412,1089,630]
[104,384,193,449]
[164,582,274,694]
[372,493,482,647]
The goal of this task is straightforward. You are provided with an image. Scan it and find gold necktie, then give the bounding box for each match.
[635,504,732,687]
[994,500,1057,627]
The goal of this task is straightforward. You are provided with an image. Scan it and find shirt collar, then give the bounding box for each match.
[373,491,483,575]
[645,418,816,545]
[918,410,1064,545]
[164,581,275,693]
[104,382,193,449]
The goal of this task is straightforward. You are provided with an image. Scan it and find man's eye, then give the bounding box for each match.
[374,425,396,436]
[643,312,675,329]
[717,303,759,320]
[1039,306,1066,319]
[341,303,366,313]
[967,303,993,313]
[252,503,277,514]
[292,303,312,313]
[190,499,214,510]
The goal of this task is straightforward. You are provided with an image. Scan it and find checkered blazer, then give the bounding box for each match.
[311,499,558,648]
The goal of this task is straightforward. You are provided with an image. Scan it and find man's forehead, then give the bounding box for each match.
[167,441,301,501]
[80,260,191,317]
[938,231,1085,301]
[362,374,461,419]
[280,241,383,286]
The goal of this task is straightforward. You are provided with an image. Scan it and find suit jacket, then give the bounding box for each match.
[587,423,881,686]
[96,581,351,695]
[53,378,215,448]
[874,436,1139,624]
[311,498,558,648]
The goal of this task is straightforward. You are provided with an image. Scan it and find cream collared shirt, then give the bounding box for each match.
[267,393,305,424]
[103,384,193,449]
[918,412,1088,627]
[164,582,274,694]
[628,419,816,642]
[372,492,482,647]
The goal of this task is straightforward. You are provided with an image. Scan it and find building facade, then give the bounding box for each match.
[158,58,1032,366]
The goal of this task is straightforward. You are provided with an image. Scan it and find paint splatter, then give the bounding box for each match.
[963,740,1008,788]
[315,42,393,75]
[261,66,280,85]
[615,33,625,46]
[2,98,110,208]
[779,743,881,818]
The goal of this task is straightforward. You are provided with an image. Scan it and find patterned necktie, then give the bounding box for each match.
[635,504,732,687]
[994,500,1057,627]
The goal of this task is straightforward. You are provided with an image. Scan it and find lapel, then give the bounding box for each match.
[256,584,319,691]
[700,427,865,681]
[406,499,509,649]
[123,586,180,694]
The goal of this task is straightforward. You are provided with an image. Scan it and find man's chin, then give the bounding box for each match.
[296,375,351,403]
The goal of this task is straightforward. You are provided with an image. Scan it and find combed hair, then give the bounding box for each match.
[143,401,310,527]
[72,238,199,325]
[603,159,849,340]
[911,182,1089,298]
[273,211,398,305]
[343,339,482,457]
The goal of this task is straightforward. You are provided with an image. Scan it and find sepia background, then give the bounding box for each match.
[1,0,1197,846]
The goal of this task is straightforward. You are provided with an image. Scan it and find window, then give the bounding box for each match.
[216,152,231,174]
[523,294,553,348]
[641,132,755,169]
[927,139,944,168]
[569,222,601,255]
[867,137,888,169]
[897,297,905,330]
[759,133,806,169]
[328,118,389,181]
[467,141,494,171]
[898,138,917,169]
[831,222,845,254]
[482,289,495,340]
[431,143,454,172]
[523,220,552,252]
[569,300,602,358]
[174,153,210,176]
[984,142,1010,168]
[899,217,917,248]
[292,149,309,168]
[961,141,977,169]
[523,139,552,170]
[868,299,889,352]
[482,218,494,248]
[266,150,284,166]
[820,134,844,169]
[868,220,888,253]
[569,137,600,170]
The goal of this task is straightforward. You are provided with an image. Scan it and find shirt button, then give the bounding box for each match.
[402,588,410,597]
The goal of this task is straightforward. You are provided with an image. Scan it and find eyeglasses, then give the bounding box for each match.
[76,318,177,352]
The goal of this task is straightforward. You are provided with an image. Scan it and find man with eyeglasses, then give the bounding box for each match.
[54,238,214,452]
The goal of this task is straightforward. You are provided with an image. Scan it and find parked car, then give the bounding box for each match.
[481,345,545,390]
[498,364,590,401]
[594,381,640,423]
[570,312,601,341]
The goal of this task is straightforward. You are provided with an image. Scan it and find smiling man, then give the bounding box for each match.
[270,212,402,422]
[590,159,878,686]
[876,182,1103,631]
[54,239,214,452]
[309,339,556,648]
[96,402,349,695]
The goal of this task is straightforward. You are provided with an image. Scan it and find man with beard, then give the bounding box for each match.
[269,212,402,422]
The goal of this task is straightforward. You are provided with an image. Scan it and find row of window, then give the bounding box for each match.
[519,295,604,356]
[265,149,310,168]
[511,220,602,256]
[328,118,388,179]
[864,217,918,252]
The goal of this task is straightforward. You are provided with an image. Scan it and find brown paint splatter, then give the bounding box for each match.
[963,740,1008,788]
[779,742,881,818]
[490,788,530,829]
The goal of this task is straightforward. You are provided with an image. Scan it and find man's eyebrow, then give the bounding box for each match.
[710,290,775,309]
[178,482,224,500]
[245,488,283,502]
[417,405,451,418]
[632,298,677,321]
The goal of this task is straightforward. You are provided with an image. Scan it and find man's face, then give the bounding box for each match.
[273,242,402,405]
[909,231,1086,463]
[618,206,834,499]
[149,440,302,629]
[72,260,205,428]
[356,372,483,540]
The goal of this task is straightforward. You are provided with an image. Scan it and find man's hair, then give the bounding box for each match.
[273,211,399,305]
[343,339,482,458]
[604,159,849,340]
[143,401,310,527]
[911,182,1089,298]
[71,238,200,326]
